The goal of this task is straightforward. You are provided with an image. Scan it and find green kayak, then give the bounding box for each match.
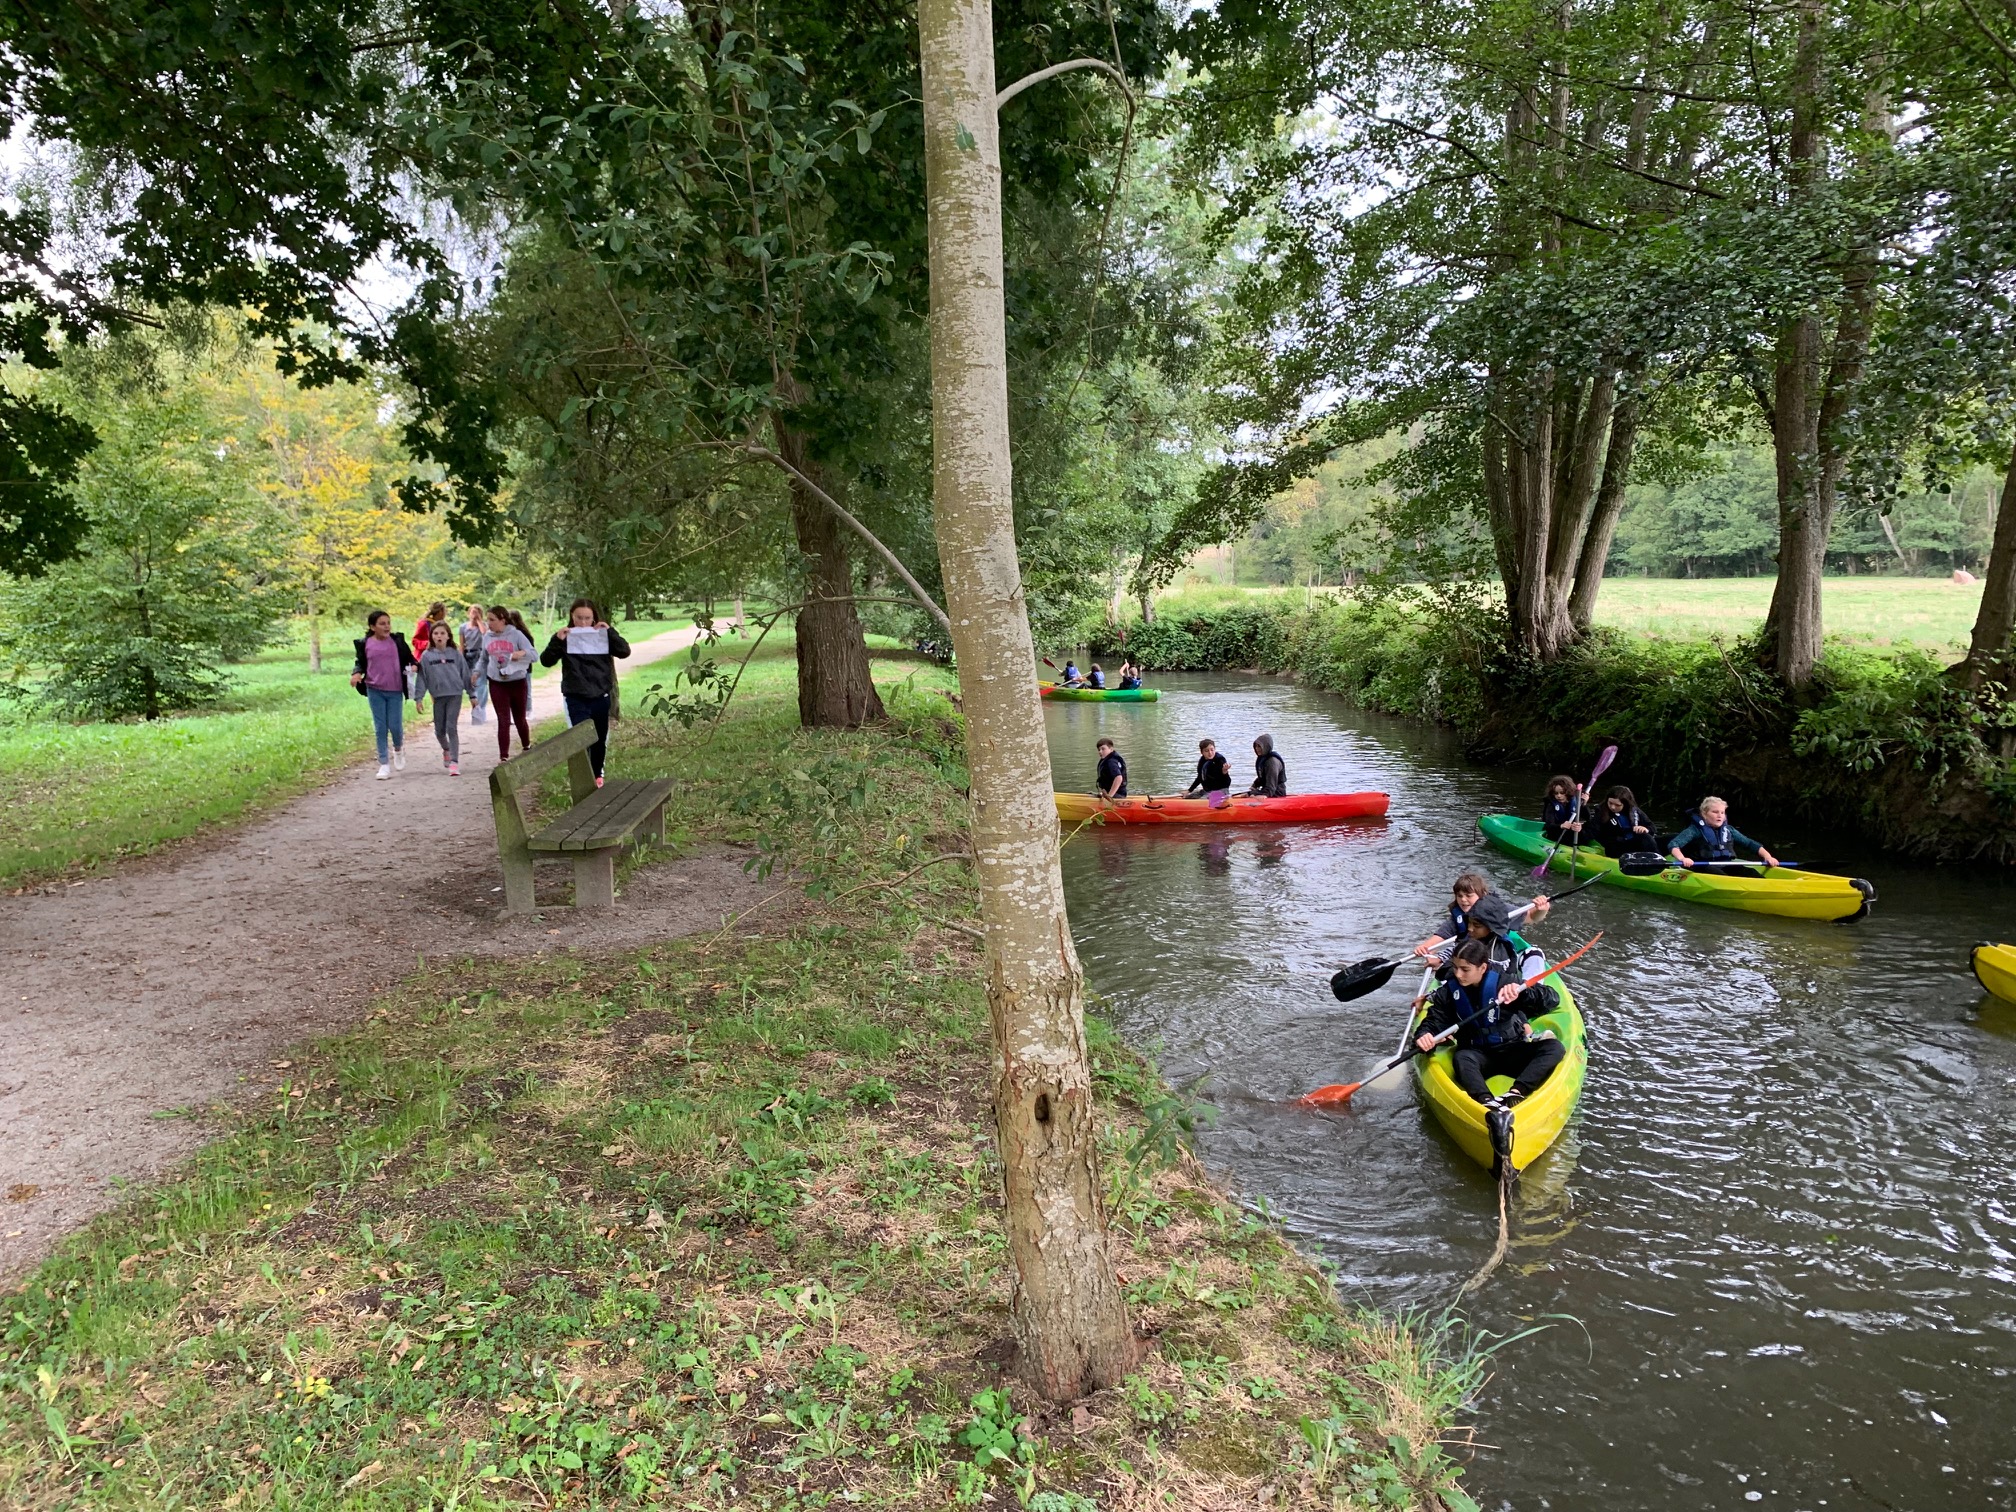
[1039,683,1159,702]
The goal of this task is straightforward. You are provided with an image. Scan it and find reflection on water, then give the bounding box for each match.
[1046,672,2016,1511]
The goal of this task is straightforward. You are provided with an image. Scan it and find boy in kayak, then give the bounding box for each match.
[1248,733,1287,796]
[1413,872,1492,962]
[1668,796,1779,869]
[1541,774,1586,842]
[1415,888,1549,978]
[1416,939,1564,1110]
[1094,738,1128,799]
[1061,659,1084,686]
[1585,784,1656,855]
[1117,659,1142,690]
[1183,739,1233,798]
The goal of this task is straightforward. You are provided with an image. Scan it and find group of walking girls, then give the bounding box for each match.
[349,598,630,784]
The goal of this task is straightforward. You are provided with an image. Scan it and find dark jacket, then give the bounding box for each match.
[1095,750,1128,797]
[1587,804,1656,856]
[1453,893,1545,981]
[351,632,415,695]
[1248,734,1287,797]
[541,627,632,701]
[1186,752,1233,796]
[1541,793,1584,842]
[1421,967,1560,1051]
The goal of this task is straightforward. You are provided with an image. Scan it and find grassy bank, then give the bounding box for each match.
[0,622,698,890]
[0,639,1483,1510]
[1088,597,2016,863]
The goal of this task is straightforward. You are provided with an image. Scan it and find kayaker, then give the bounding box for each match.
[1668,796,1779,869]
[1248,733,1288,797]
[1183,739,1234,798]
[1412,871,1493,961]
[1087,663,1107,689]
[1415,939,1565,1111]
[1061,659,1084,687]
[1095,738,1128,799]
[1585,785,1656,856]
[1117,659,1142,690]
[1541,775,1586,842]
[1462,891,1549,981]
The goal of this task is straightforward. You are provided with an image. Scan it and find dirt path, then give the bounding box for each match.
[0,628,777,1286]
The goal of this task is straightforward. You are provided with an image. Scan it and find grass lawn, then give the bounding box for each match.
[1589,576,1984,652]
[0,623,705,891]
[0,636,1480,1510]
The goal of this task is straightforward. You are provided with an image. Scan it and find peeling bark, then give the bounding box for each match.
[918,0,1138,1401]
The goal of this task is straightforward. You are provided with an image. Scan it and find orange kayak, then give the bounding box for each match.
[1054,791,1390,825]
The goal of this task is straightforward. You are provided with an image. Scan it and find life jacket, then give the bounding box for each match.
[1454,967,1528,1050]
[1441,902,1470,941]
[1684,813,1737,861]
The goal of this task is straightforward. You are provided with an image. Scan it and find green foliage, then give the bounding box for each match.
[0,382,288,718]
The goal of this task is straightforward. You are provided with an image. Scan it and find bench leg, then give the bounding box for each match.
[502,856,537,914]
[574,848,617,910]
[635,800,666,848]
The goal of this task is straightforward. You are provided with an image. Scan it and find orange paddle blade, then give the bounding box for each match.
[1297,1080,1364,1108]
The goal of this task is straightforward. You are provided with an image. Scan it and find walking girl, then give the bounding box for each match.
[540,598,630,786]
[460,602,490,725]
[483,605,537,760]
[350,609,416,779]
[416,621,475,775]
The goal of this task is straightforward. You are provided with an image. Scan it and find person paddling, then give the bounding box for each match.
[1248,733,1287,797]
[1094,738,1128,800]
[1415,939,1565,1112]
[1183,738,1233,798]
[1087,663,1107,689]
[1061,658,1084,687]
[1541,774,1585,843]
[1117,659,1142,690]
[1585,785,1655,855]
[1413,872,1492,961]
[1668,795,1779,869]
[1414,880,1550,971]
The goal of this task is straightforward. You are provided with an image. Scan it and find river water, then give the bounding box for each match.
[1042,672,2016,1511]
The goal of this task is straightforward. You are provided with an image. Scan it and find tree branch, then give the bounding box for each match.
[995,57,1131,112]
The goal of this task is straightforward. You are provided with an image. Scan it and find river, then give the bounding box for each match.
[1041,671,2016,1511]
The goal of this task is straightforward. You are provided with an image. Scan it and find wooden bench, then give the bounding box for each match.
[489,720,674,912]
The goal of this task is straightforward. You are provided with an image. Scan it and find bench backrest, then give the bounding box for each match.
[489,718,598,856]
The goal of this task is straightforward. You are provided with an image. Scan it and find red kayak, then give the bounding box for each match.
[1054,791,1390,825]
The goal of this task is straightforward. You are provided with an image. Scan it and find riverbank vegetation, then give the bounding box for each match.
[0,649,1486,1510]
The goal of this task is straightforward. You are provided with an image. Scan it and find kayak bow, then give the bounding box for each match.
[1055,791,1390,825]
[1478,814,1873,922]
[1973,942,2016,1004]
[1039,683,1160,702]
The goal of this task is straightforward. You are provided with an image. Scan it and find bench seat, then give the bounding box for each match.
[490,719,672,911]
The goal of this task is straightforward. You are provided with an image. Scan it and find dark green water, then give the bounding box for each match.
[1042,672,2016,1512]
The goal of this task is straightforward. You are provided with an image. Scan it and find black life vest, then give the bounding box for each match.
[1685,815,1737,861]
[1456,967,1526,1050]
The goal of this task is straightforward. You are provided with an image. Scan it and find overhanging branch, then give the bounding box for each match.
[994,57,1130,111]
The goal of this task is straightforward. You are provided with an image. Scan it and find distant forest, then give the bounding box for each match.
[1233,440,2003,585]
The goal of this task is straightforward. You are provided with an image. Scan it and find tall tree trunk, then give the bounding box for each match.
[1959,439,2016,689]
[774,420,885,729]
[919,0,1138,1402]
[307,588,322,674]
[1568,396,1640,632]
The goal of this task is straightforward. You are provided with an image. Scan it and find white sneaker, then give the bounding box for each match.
[392,749,406,771]
[449,762,460,776]
[376,764,391,780]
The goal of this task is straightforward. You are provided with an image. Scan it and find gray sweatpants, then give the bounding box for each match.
[431,693,463,763]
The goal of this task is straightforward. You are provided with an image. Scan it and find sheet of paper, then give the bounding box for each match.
[567,627,609,655]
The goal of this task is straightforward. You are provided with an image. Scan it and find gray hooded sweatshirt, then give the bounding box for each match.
[1249,733,1288,797]
[417,646,474,698]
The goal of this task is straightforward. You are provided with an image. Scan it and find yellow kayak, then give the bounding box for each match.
[1973,942,2016,1004]
[1413,980,1586,1172]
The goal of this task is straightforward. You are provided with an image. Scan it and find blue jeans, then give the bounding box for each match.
[368,687,405,762]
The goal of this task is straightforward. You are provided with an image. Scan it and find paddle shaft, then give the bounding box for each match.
[1535,745,1618,879]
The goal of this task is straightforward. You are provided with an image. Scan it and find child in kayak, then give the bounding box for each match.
[1247,733,1287,797]
[1094,738,1128,799]
[1585,784,1656,855]
[1541,774,1586,843]
[1183,739,1233,798]
[1061,659,1084,686]
[1087,663,1107,689]
[1415,939,1564,1111]
[1414,885,1549,976]
[1117,659,1142,690]
[1668,796,1780,869]
[1413,872,1492,961]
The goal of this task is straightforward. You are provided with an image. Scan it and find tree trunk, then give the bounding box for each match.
[1959,438,2016,689]
[775,420,885,729]
[1568,397,1640,632]
[919,0,1138,1402]
[307,588,322,674]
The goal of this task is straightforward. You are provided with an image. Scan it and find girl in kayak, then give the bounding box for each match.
[1585,785,1656,855]
[1087,663,1107,689]
[1416,939,1564,1111]
[1248,733,1287,797]
[1094,738,1128,799]
[1541,774,1586,842]
[1668,796,1779,869]
[1183,739,1233,797]
[1117,659,1142,690]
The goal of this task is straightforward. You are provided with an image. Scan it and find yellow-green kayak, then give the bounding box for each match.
[1478,814,1873,922]
[1973,942,2016,1004]
[1413,980,1586,1172]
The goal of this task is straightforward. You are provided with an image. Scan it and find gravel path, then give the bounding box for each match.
[0,628,776,1286]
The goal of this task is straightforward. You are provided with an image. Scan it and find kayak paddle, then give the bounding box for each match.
[1300,933,1602,1109]
[1327,872,1605,1003]
[1532,744,1617,879]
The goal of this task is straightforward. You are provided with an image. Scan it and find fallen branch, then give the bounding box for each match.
[826,850,973,903]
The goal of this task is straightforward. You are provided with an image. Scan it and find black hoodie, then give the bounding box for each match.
[541,626,632,701]
[1248,733,1287,797]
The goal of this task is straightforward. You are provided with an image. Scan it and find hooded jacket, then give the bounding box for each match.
[1461,893,1546,981]
[1248,734,1287,797]
[1420,967,1560,1050]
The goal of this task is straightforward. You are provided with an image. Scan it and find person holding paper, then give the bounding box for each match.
[540,598,631,786]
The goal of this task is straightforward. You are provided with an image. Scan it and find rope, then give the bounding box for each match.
[1459,1161,1515,1297]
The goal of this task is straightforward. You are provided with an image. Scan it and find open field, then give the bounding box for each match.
[1124,578,1985,656]
[0,620,704,890]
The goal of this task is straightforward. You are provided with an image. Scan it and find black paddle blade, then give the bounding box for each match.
[1330,956,1403,1002]
[1617,851,1675,876]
